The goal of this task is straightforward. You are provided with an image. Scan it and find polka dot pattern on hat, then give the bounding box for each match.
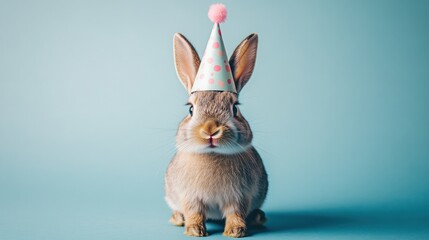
[191,23,236,93]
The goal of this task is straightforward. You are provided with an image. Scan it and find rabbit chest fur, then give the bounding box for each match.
[165,148,267,220]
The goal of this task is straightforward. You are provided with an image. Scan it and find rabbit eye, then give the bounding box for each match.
[189,105,194,116]
[233,104,238,117]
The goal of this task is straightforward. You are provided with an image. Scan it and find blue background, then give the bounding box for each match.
[1,0,428,239]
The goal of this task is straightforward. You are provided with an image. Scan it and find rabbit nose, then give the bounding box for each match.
[200,120,223,139]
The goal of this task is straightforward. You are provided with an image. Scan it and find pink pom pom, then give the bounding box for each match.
[208,3,227,23]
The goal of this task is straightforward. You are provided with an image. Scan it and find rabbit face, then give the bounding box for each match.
[172,32,258,155]
[176,91,252,154]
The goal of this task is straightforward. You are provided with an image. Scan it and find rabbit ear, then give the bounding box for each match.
[173,33,201,95]
[229,33,258,93]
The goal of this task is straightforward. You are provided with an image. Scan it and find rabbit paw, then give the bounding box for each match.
[184,224,208,237]
[169,211,185,226]
[247,209,267,227]
[223,226,246,238]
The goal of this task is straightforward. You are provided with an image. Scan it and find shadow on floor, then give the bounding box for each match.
[246,208,429,236]
[251,210,357,235]
[206,210,359,236]
[204,207,429,237]
[205,219,226,235]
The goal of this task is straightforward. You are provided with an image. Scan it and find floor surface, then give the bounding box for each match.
[2,201,428,240]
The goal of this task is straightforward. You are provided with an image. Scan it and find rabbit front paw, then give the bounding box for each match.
[223,213,247,238]
[223,225,246,238]
[184,223,208,237]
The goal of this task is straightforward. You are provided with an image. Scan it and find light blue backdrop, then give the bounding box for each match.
[1,0,428,239]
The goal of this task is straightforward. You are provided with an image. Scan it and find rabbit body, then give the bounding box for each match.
[165,33,267,237]
[165,130,268,221]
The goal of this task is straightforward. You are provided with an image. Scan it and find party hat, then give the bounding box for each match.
[191,4,237,94]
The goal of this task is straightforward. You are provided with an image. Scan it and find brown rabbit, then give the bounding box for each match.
[165,33,268,238]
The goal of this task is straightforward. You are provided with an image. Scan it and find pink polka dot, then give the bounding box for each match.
[211,72,214,76]
[212,42,220,48]
[199,73,204,79]
[208,78,214,84]
[218,80,224,87]
[225,65,231,72]
[217,50,223,56]
[227,79,232,84]
[218,28,222,35]
[214,65,221,72]
[207,57,213,64]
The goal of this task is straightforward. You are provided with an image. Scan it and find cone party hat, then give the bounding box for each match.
[191,4,237,94]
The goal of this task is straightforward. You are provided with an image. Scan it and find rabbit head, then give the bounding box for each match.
[173,33,258,155]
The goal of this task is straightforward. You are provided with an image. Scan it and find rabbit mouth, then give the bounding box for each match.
[208,137,218,148]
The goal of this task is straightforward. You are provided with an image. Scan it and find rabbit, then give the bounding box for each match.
[165,32,268,238]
